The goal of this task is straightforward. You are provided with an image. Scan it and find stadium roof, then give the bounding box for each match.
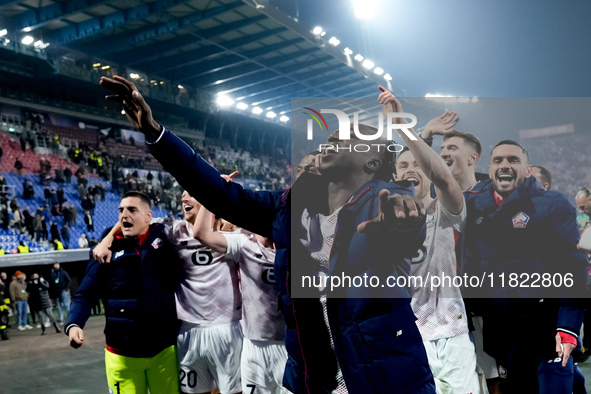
[0,0,395,127]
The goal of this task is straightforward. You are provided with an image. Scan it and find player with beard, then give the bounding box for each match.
[100,75,435,394]
[421,114,506,393]
[462,140,588,393]
[94,190,243,394]
[380,88,479,393]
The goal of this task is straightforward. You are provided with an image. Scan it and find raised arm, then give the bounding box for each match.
[379,87,464,214]
[100,76,280,239]
[193,205,228,254]
[92,222,121,264]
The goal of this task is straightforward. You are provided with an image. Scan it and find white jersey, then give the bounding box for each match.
[225,231,285,342]
[410,198,469,341]
[152,217,242,325]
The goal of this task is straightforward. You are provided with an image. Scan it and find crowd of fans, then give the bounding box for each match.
[0,108,293,254]
[527,133,591,201]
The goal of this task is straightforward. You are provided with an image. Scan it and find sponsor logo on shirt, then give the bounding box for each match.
[113,250,124,260]
[151,238,162,249]
[512,212,530,229]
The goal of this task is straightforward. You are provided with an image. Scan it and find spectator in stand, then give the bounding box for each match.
[14,157,24,177]
[81,196,92,215]
[9,271,32,331]
[41,213,48,240]
[55,168,65,183]
[50,263,71,324]
[78,233,89,248]
[23,206,34,235]
[77,182,87,200]
[44,187,52,207]
[88,195,96,216]
[9,197,18,212]
[19,135,26,152]
[27,273,61,335]
[60,223,71,249]
[63,205,72,227]
[34,212,43,241]
[57,186,65,205]
[84,210,94,232]
[70,204,78,228]
[0,176,6,197]
[0,205,9,230]
[50,221,61,243]
[64,167,72,184]
[13,206,24,232]
[50,187,59,207]
[23,181,35,200]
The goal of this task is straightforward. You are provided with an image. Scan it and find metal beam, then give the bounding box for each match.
[147,37,303,75]
[143,46,230,74]
[183,63,265,87]
[11,0,114,32]
[58,1,244,49]
[160,27,285,80]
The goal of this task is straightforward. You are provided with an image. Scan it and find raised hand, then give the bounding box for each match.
[100,76,161,139]
[422,111,460,139]
[357,190,426,233]
[221,171,239,183]
[378,86,406,125]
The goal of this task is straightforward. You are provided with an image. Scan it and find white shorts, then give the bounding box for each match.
[423,333,480,394]
[471,315,499,379]
[241,338,288,394]
[177,321,243,393]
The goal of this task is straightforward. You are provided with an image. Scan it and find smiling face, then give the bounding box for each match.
[118,196,152,237]
[182,190,201,225]
[440,136,478,180]
[394,149,430,200]
[489,144,532,197]
[575,189,591,216]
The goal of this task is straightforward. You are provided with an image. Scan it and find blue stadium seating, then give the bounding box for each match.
[0,171,170,253]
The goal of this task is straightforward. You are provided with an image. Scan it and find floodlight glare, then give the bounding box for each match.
[266,111,277,119]
[329,37,340,46]
[354,54,364,62]
[129,73,140,79]
[236,102,248,110]
[217,95,234,107]
[373,67,384,75]
[362,59,374,70]
[353,0,378,19]
[21,35,34,45]
[252,107,263,115]
[280,116,289,122]
[0,29,7,37]
[344,47,353,55]
[313,26,323,35]
[177,85,184,89]
[383,73,392,81]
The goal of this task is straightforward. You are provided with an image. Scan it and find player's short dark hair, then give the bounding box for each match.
[492,140,529,163]
[121,191,151,209]
[533,165,552,189]
[443,130,482,157]
[349,123,396,182]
